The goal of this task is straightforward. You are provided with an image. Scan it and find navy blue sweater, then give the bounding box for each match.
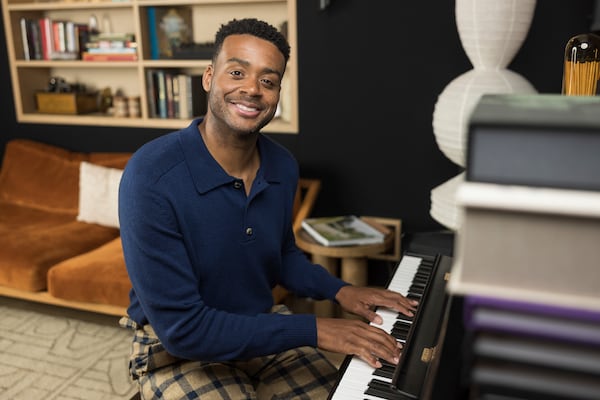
[119,119,347,361]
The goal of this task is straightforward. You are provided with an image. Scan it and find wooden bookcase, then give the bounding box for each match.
[1,0,298,133]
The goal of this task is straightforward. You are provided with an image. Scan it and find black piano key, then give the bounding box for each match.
[392,329,410,338]
[396,314,414,323]
[414,273,429,281]
[366,378,418,400]
[412,278,428,286]
[373,361,396,379]
[410,281,427,290]
[391,327,409,338]
[392,323,410,333]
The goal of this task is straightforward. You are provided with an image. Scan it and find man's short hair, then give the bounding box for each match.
[213,18,290,63]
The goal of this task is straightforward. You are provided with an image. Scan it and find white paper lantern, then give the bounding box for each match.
[432,69,536,167]
[430,0,537,229]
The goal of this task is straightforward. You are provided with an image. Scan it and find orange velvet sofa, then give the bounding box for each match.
[0,139,132,315]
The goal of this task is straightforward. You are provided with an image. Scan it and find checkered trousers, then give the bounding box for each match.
[119,305,339,399]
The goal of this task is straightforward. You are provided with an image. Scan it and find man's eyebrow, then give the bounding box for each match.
[226,57,282,78]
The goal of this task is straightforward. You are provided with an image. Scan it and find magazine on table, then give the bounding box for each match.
[301,215,385,247]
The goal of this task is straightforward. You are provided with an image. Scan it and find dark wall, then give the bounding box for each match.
[0,1,595,234]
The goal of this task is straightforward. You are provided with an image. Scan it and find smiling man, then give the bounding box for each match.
[118,18,417,399]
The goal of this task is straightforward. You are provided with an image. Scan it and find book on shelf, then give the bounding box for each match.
[20,18,31,60]
[81,52,138,61]
[171,73,180,118]
[463,301,600,346]
[155,70,168,118]
[28,19,43,60]
[470,359,600,399]
[164,72,176,118]
[39,17,53,60]
[146,7,160,60]
[469,331,600,375]
[467,94,600,191]
[301,215,385,247]
[177,74,207,119]
[145,69,158,118]
[85,47,137,54]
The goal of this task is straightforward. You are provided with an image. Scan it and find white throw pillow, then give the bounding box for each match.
[77,161,123,228]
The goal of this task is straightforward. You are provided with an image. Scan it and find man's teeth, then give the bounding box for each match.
[237,104,257,111]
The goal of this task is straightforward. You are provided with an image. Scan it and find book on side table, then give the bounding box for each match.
[301,215,385,247]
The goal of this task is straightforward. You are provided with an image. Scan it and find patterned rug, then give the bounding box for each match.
[0,298,137,400]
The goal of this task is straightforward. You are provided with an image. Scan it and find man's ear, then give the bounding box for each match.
[202,65,213,92]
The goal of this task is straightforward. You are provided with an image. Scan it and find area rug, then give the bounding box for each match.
[0,300,137,400]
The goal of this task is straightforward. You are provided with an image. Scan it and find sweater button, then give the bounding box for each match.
[233,181,243,189]
[245,227,253,236]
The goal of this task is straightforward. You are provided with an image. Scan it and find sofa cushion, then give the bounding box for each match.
[77,162,123,228]
[0,139,131,214]
[0,200,73,235]
[0,210,120,291]
[0,139,83,214]
[48,237,131,307]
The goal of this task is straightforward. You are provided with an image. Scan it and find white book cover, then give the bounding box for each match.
[301,215,385,247]
[20,18,30,61]
[177,74,192,119]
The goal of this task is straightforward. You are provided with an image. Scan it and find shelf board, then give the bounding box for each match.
[7,0,286,9]
[7,1,133,11]
[15,60,140,68]
[137,0,285,6]
[17,112,297,133]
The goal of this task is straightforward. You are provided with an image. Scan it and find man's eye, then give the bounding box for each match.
[261,78,279,88]
[230,70,242,77]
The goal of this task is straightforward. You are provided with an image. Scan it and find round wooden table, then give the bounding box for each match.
[295,221,394,317]
[295,229,393,287]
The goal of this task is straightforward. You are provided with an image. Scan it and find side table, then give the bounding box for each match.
[295,216,402,316]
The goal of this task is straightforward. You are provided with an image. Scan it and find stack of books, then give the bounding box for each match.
[82,32,137,61]
[448,94,600,399]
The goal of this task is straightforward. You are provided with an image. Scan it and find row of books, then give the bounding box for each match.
[20,16,138,62]
[146,70,207,120]
[20,17,87,60]
[449,94,600,398]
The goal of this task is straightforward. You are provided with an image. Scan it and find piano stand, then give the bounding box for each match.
[295,217,401,317]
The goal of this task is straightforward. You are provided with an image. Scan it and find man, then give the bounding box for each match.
[119,18,417,399]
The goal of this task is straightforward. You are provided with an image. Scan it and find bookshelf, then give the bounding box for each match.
[1,0,298,133]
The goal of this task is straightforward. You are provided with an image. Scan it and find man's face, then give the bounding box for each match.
[203,34,286,134]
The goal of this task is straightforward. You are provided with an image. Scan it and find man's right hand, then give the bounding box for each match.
[316,317,401,368]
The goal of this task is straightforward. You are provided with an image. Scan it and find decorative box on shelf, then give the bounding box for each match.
[35,92,98,115]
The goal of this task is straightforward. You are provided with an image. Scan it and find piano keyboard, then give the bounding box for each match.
[329,253,437,400]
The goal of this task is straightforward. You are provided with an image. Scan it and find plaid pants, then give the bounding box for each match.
[119,305,338,399]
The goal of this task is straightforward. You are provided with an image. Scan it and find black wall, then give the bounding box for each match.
[0,1,595,234]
